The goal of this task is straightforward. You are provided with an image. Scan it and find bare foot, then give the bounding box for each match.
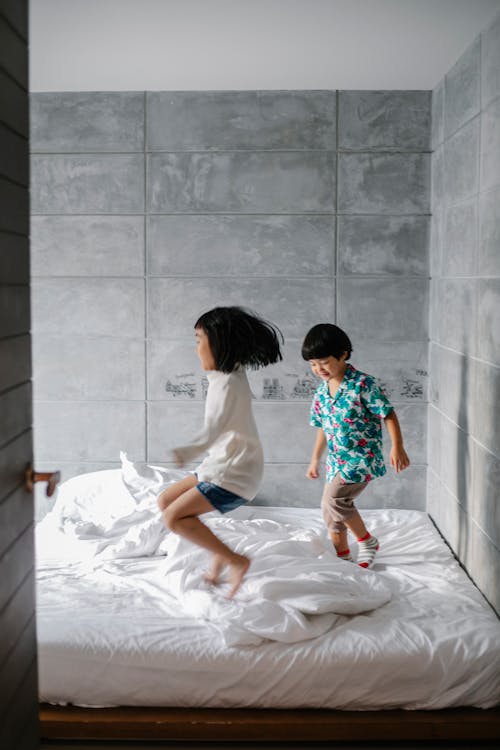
[226,555,251,599]
[204,554,225,585]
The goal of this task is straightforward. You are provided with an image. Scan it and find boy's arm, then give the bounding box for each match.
[384,410,410,473]
[306,428,327,479]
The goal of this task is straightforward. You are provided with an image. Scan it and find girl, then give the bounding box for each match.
[158,306,283,597]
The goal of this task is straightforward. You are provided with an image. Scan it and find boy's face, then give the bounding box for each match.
[308,352,348,381]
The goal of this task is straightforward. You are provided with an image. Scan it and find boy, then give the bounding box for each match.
[302,324,410,568]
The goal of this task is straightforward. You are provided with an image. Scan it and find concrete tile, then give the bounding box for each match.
[148,152,335,213]
[427,405,442,476]
[254,402,324,463]
[471,359,500,458]
[338,153,430,214]
[338,215,429,276]
[481,10,500,107]
[31,216,145,277]
[147,338,318,403]
[429,207,444,277]
[0,382,31,446]
[428,277,439,341]
[147,277,334,340]
[435,278,476,356]
[444,116,480,203]
[33,402,145,462]
[431,144,445,209]
[444,38,480,137]
[439,417,473,506]
[477,279,500,364]
[464,523,500,614]
[356,465,426,511]
[0,335,31,393]
[147,401,312,464]
[0,232,28,283]
[147,90,335,150]
[350,341,428,404]
[481,97,500,193]
[338,91,431,150]
[30,92,144,152]
[147,214,334,277]
[338,278,428,342]
[147,401,210,463]
[0,285,30,338]
[31,278,144,337]
[32,335,145,401]
[431,78,445,150]
[442,199,477,276]
[31,154,144,213]
[470,441,500,549]
[478,187,500,276]
[255,463,321,508]
[429,343,474,431]
[381,403,426,466]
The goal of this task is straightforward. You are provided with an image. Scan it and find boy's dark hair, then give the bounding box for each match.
[301,323,352,361]
[195,306,283,373]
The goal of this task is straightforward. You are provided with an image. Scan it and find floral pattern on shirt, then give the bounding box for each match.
[310,364,393,483]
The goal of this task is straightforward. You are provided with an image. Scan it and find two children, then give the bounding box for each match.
[158,309,409,596]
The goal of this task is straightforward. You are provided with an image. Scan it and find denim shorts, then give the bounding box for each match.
[196,481,246,514]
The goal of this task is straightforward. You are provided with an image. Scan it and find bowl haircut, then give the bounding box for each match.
[195,306,283,373]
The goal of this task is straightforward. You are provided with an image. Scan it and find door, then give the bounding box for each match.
[0,1,39,747]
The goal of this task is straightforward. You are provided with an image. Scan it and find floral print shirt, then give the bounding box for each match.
[310,364,393,483]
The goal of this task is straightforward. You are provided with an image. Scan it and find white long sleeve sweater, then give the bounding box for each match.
[173,368,263,501]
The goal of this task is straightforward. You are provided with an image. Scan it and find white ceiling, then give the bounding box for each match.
[29,0,500,91]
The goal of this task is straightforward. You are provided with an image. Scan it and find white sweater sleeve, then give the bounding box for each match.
[173,374,234,464]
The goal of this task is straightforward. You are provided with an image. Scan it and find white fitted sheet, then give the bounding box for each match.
[36,502,500,710]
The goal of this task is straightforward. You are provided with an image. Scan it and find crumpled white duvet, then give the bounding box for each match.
[36,455,391,645]
[158,515,392,645]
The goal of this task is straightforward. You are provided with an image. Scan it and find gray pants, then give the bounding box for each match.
[321,474,368,533]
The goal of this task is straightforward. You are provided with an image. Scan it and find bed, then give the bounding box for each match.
[37,455,500,742]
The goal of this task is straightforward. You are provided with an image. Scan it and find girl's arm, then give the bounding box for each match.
[173,377,234,466]
[384,410,410,473]
[306,428,327,479]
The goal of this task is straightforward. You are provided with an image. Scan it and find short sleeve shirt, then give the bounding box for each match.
[310,364,393,483]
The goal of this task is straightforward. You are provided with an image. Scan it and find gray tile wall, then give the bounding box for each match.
[30,89,430,519]
[429,11,500,614]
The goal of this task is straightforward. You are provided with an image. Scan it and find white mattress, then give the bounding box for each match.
[36,493,500,710]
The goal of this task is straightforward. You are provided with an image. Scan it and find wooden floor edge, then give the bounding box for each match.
[39,704,500,742]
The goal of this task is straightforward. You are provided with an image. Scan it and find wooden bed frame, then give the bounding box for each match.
[39,704,500,743]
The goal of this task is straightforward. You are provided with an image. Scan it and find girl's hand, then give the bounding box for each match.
[306,460,320,479]
[172,450,185,468]
[390,446,410,473]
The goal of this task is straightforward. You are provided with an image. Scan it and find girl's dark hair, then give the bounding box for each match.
[301,323,352,361]
[195,306,283,373]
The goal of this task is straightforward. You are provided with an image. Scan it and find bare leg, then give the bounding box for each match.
[163,487,250,598]
[204,554,225,585]
[329,528,349,555]
[157,474,198,512]
[344,509,369,540]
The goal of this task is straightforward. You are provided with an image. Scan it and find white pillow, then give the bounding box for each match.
[120,451,191,505]
[48,468,136,527]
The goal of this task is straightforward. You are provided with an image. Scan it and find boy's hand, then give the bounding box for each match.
[306,460,320,479]
[390,446,410,473]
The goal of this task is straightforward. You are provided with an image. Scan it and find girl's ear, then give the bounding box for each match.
[340,351,348,362]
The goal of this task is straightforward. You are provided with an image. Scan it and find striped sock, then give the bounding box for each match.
[357,534,379,568]
[337,548,353,562]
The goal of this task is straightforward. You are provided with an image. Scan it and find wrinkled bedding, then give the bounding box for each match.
[36,457,500,709]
